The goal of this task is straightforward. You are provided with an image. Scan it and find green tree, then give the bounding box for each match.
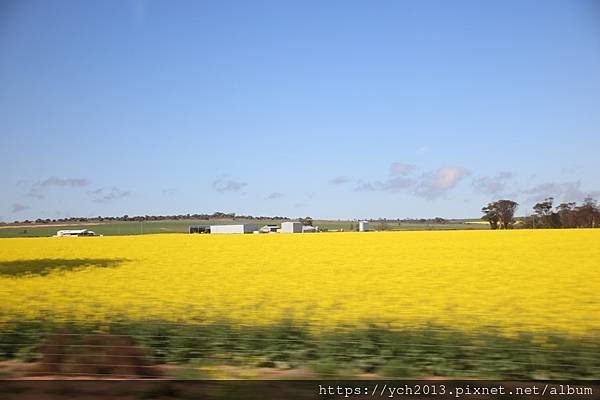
[481,203,499,230]
[496,199,519,229]
[533,197,555,228]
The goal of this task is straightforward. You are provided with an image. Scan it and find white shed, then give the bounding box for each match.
[359,221,369,232]
[56,229,96,237]
[281,221,303,233]
[259,225,279,233]
[209,224,258,234]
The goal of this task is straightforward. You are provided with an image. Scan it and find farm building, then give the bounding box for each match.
[259,225,279,233]
[302,225,318,233]
[56,229,97,237]
[281,221,302,233]
[359,221,369,232]
[188,225,210,234]
[209,224,258,234]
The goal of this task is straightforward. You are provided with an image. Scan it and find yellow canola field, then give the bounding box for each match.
[1,230,599,336]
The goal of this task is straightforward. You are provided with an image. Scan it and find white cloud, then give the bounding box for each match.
[328,176,351,185]
[353,177,416,193]
[353,165,469,200]
[416,145,429,155]
[11,203,30,213]
[472,172,513,195]
[212,177,248,193]
[523,181,600,204]
[266,192,284,200]
[415,166,470,200]
[389,162,416,176]
[87,187,131,203]
[27,177,89,199]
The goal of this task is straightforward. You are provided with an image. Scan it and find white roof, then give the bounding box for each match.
[210,224,256,228]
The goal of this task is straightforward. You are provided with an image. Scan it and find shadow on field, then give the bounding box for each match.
[0,258,128,277]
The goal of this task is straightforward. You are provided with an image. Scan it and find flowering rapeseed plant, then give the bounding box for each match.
[1,230,598,337]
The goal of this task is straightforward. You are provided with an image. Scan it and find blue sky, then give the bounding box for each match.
[1,0,599,221]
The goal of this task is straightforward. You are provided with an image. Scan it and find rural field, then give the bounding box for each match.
[0,219,488,238]
[1,229,599,379]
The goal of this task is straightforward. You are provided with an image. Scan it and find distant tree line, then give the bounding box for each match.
[526,197,599,229]
[481,197,599,229]
[6,212,291,226]
[344,217,449,231]
[359,217,448,224]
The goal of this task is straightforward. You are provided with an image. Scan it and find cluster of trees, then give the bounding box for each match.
[481,200,519,229]
[526,197,599,229]
[299,217,313,226]
[481,197,599,229]
[8,212,291,225]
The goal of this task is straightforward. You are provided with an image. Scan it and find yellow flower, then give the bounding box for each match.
[1,230,598,337]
